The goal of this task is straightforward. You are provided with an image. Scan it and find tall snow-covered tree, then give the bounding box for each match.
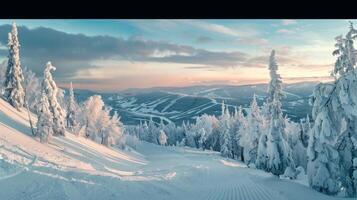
[308,24,357,197]
[81,95,105,140]
[230,106,244,159]
[265,50,295,176]
[332,22,357,77]
[66,82,78,133]
[266,50,284,110]
[241,94,264,166]
[3,22,25,110]
[36,92,53,143]
[220,127,232,158]
[256,133,268,170]
[23,67,41,111]
[236,106,247,161]
[307,83,341,195]
[41,62,66,136]
[219,102,233,158]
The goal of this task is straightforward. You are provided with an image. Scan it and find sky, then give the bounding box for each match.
[0,19,353,92]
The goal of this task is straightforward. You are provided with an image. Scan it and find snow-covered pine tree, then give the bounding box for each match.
[99,107,111,145]
[220,127,232,158]
[23,67,41,112]
[285,118,307,170]
[158,130,168,146]
[101,110,123,146]
[307,83,340,195]
[241,94,263,166]
[308,23,357,197]
[81,95,104,140]
[230,106,243,159]
[220,101,233,158]
[41,62,66,136]
[148,118,159,144]
[256,133,268,170]
[3,22,25,110]
[332,22,357,77]
[266,50,284,110]
[193,114,219,151]
[236,106,247,162]
[140,120,149,141]
[265,50,295,176]
[299,115,311,148]
[197,128,206,150]
[36,92,53,143]
[66,82,78,133]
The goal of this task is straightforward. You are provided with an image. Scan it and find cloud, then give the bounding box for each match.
[0,24,251,80]
[183,20,257,38]
[195,36,213,43]
[282,20,297,26]
[276,29,295,34]
[235,37,269,46]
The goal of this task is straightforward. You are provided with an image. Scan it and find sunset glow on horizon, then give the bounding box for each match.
[0,19,348,91]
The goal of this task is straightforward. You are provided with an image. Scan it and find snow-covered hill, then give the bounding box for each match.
[98,82,317,125]
[0,98,341,200]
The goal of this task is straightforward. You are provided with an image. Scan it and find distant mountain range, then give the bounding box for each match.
[74,82,320,126]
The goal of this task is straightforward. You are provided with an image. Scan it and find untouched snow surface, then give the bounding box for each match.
[0,98,343,200]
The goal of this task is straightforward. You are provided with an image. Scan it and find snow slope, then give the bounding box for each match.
[0,98,343,200]
[102,82,316,126]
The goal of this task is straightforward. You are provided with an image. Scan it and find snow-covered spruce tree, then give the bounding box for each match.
[195,114,220,151]
[307,83,341,195]
[98,107,111,145]
[220,127,232,158]
[163,122,180,146]
[265,50,295,176]
[138,120,149,141]
[219,102,233,158]
[3,22,25,110]
[80,95,124,146]
[81,95,105,140]
[23,67,41,111]
[241,94,264,166]
[285,118,307,170]
[41,62,66,136]
[197,128,206,150]
[266,50,284,110]
[332,22,357,77]
[256,133,268,170]
[36,92,54,143]
[147,118,159,144]
[66,82,78,133]
[299,115,311,148]
[158,130,168,146]
[0,60,7,92]
[307,24,357,197]
[236,106,247,162]
[230,106,244,159]
[100,110,124,146]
